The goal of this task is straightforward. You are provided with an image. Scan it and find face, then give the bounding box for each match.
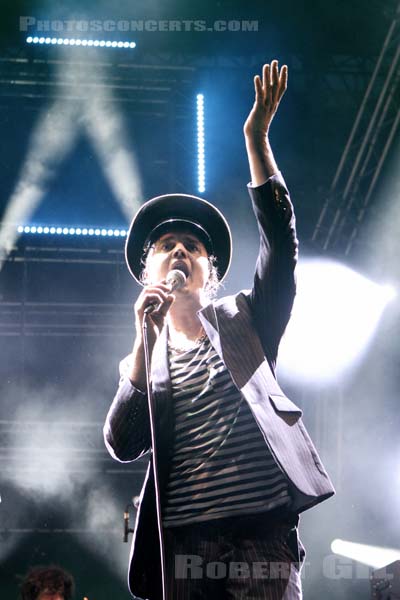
[37,593,64,600]
[144,230,210,297]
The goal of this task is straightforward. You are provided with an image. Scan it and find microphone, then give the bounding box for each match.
[123,508,129,543]
[144,269,187,315]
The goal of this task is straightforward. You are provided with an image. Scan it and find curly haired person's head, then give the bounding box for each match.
[20,565,75,600]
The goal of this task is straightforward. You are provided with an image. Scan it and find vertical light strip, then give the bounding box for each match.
[196,94,205,193]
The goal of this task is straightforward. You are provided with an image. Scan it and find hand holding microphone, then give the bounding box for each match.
[130,269,187,390]
[134,268,187,344]
[143,269,186,315]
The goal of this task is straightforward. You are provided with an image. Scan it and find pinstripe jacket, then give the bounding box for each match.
[103,172,335,600]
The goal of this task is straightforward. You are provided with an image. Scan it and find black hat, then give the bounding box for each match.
[125,193,232,285]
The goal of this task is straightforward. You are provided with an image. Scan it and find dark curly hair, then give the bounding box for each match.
[20,565,75,600]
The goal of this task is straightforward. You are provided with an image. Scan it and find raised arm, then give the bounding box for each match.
[244,61,298,366]
[243,60,287,184]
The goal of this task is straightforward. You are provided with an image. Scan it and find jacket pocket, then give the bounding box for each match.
[269,394,303,418]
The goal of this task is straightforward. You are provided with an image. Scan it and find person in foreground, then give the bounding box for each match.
[104,60,335,600]
[20,565,75,600]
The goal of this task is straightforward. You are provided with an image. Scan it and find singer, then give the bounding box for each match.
[104,60,335,600]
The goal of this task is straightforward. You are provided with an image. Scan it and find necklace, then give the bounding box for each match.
[168,327,207,353]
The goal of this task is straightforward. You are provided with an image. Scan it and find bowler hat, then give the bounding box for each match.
[125,193,232,285]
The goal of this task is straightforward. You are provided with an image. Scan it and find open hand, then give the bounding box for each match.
[244,60,287,140]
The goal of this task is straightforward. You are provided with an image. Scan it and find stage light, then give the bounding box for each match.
[82,84,142,221]
[331,539,400,569]
[197,94,206,193]
[0,54,140,267]
[25,37,137,49]
[16,224,127,237]
[278,259,397,384]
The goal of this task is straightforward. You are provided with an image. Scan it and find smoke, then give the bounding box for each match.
[75,485,132,580]
[81,77,143,221]
[0,380,141,579]
[1,383,102,499]
[0,45,143,269]
[0,99,79,266]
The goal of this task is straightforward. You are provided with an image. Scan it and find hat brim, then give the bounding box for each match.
[125,193,232,285]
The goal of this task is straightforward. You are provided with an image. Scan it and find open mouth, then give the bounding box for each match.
[171,261,190,278]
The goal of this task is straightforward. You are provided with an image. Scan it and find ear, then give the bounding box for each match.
[140,267,149,286]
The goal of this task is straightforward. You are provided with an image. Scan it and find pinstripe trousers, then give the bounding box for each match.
[164,512,305,599]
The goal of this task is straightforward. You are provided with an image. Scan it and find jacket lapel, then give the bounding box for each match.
[150,327,174,490]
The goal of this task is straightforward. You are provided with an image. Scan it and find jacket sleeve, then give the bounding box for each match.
[247,171,298,366]
[103,355,152,462]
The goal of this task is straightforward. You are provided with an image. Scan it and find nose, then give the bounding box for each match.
[172,243,187,257]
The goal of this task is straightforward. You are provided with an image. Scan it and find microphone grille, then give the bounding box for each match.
[167,269,187,290]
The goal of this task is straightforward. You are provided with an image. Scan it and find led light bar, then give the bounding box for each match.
[26,36,136,49]
[196,94,205,193]
[17,225,127,237]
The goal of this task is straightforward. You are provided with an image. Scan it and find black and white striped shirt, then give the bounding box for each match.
[162,336,291,527]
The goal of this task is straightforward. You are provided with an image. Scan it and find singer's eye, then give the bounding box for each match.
[185,242,199,252]
[158,241,175,252]
[153,235,203,254]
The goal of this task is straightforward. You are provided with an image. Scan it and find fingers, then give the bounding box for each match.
[262,64,271,104]
[155,294,175,317]
[254,74,262,101]
[245,59,287,139]
[277,65,288,102]
[260,60,287,104]
[135,283,175,318]
[262,63,270,91]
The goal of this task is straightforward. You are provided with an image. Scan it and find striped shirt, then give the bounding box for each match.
[162,336,291,527]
